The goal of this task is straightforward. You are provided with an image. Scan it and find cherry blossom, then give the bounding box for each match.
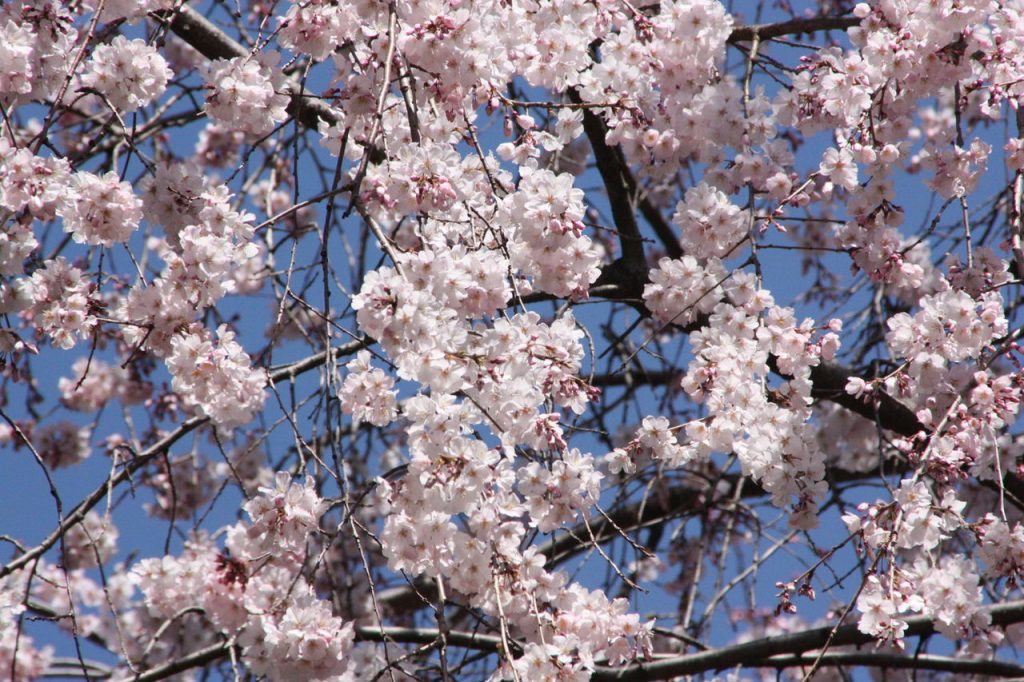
[3,1,1024,681]
[26,257,96,349]
[202,54,289,138]
[166,325,267,432]
[339,350,399,426]
[80,36,172,112]
[58,171,143,246]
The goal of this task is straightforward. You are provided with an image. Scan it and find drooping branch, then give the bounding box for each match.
[0,341,367,580]
[0,413,207,579]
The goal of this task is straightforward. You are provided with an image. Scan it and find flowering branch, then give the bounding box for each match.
[152,5,339,131]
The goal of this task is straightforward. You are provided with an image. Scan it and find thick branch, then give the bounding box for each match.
[589,358,926,438]
[541,484,704,567]
[763,651,1024,677]
[267,339,371,383]
[567,89,681,273]
[727,16,860,43]
[570,91,648,273]
[84,600,1024,681]
[127,641,234,682]
[592,599,1024,680]
[108,625,506,682]
[805,362,923,437]
[356,625,505,652]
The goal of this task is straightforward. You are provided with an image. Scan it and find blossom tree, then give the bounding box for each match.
[2,0,1024,680]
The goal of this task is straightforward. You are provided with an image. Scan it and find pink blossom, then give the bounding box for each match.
[80,36,171,112]
[166,325,267,432]
[202,55,289,138]
[59,171,142,246]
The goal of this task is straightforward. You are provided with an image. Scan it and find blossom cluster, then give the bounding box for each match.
[0,146,70,220]
[643,256,728,327]
[843,480,964,553]
[0,2,79,104]
[339,350,399,426]
[80,36,171,112]
[496,166,602,299]
[886,288,1007,364]
[977,515,1024,584]
[673,183,749,259]
[278,0,363,61]
[140,159,207,245]
[26,257,96,350]
[1,571,53,682]
[202,55,289,138]
[60,357,136,413]
[0,20,35,98]
[606,416,694,474]
[2,144,158,288]
[61,511,118,570]
[58,170,143,246]
[131,474,354,681]
[121,182,266,350]
[855,553,995,647]
[166,325,268,433]
[363,299,650,678]
[89,180,272,430]
[684,299,831,528]
[519,448,602,532]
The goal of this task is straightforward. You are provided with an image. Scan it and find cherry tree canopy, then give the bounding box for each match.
[2,0,1024,680]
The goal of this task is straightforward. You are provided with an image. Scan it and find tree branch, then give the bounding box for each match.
[762,651,1024,677]
[569,91,648,273]
[267,339,371,383]
[592,599,1024,680]
[804,361,923,437]
[727,16,860,43]
[0,414,207,579]
[101,625,506,682]
[75,600,1024,681]
[124,641,234,682]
